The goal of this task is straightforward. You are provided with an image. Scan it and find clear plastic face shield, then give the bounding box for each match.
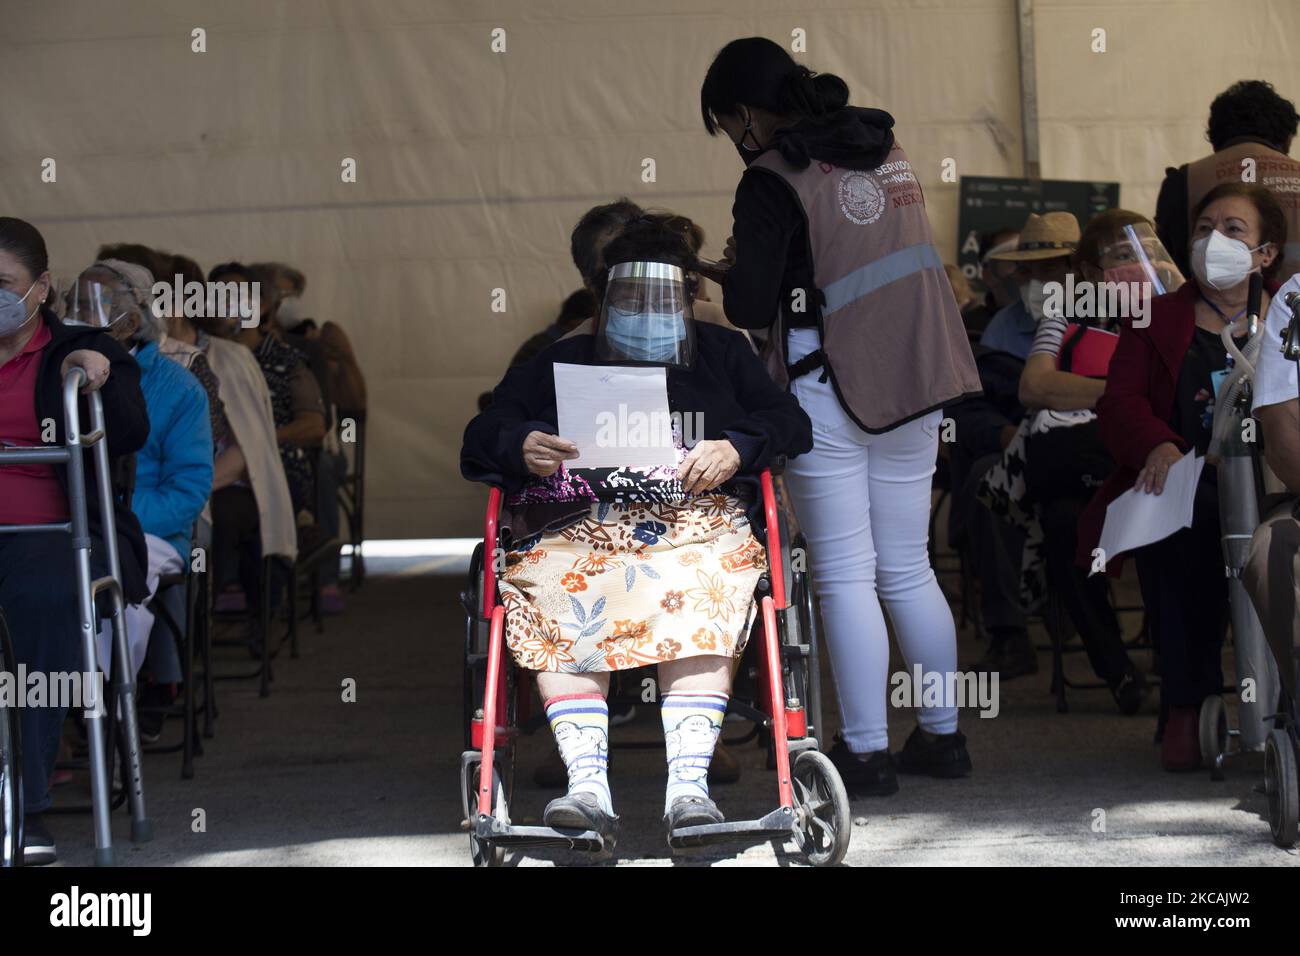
[1096,222,1185,298]
[594,261,697,368]
[65,278,137,335]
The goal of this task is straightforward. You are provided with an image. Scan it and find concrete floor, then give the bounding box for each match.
[46,555,1300,867]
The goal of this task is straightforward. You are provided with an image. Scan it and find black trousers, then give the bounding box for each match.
[1039,495,1131,682]
[1134,480,1228,708]
[953,452,1028,635]
[0,532,109,814]
[211,485,289,621]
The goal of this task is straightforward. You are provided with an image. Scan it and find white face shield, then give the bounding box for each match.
[65,279,136,334]
[594,261,697,369]
[1097,222,1185,297]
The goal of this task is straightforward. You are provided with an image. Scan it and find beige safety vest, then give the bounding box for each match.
[749,143,981,432]
[1186,140,1300,281]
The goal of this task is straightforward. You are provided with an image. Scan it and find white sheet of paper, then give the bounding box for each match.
[1094,450,1206,571]
[552,363,676,469]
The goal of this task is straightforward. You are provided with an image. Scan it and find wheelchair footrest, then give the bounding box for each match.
[474,816,608,853]
[668,807,795,848]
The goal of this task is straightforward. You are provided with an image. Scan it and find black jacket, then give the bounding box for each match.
[723,106,896,331]
[461,323,813,535]
[32,313,151,603]
[946,345,1026,463]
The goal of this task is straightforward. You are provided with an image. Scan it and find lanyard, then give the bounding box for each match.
[1199,294,1245,326]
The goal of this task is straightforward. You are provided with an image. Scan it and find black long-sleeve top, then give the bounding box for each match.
[720,106,897,332]
[33,313,151,603]
[461,323,813,540]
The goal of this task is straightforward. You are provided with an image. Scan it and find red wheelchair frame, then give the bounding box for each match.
[460,468,850,866]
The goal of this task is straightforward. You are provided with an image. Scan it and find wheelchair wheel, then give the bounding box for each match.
[1199,695,1228,781]
[462,754,508,867]
[0,611,21,867]
[1265,729,1299,848]
[791,750,850,866]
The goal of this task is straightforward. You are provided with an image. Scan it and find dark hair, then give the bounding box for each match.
[1077,209,1152,269]
[97,242,171,282]
[1193,182,1288,281]
[570,198,644,284]
[558,288,597,324]
[252,261,306,295]
[645,212,705,254]
[208,260,250,283]
[591,217,698,300]
[1207,80,1298,152]
[0,216,54,319]
[979,228,1020,259]
[700,37,849,135]
[171,254,205,288]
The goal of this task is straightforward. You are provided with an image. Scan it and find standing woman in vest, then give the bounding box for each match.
[698,38,982,796]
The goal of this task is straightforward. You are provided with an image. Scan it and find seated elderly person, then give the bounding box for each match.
[1017,210,1183,711]
[1080,182,1286,770]
[0,219,149,865]
[68,260,213,684]
[461,218,812,840]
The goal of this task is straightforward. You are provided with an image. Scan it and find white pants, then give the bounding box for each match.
[784,328,958,752]
[96,533,183,681]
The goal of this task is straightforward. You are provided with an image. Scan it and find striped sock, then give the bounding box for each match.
[545,694,613,815]
[661,692,728,813]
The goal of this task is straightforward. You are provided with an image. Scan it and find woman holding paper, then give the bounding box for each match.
[1078,183,1286,770]
[461,218,812,840]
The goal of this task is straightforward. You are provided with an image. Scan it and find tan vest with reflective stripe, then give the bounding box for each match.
[1186,141,1300,281]
[750,143,980,432]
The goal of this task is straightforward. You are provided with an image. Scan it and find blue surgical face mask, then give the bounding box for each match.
[603,306,687,363]
[0,281,41,336]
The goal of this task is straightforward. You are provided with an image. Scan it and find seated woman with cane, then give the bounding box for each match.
[461,218,812,842]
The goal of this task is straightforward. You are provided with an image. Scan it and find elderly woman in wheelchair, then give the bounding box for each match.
[461,218,812,843]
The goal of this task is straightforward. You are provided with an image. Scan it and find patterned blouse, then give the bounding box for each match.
[253,331,324,514]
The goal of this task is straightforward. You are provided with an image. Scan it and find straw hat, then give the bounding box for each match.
[987,211,1080,261]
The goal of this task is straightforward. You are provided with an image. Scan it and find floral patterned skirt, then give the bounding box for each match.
[498,495,766,673]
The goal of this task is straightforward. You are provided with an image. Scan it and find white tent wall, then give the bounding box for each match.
[1,0,1296,538]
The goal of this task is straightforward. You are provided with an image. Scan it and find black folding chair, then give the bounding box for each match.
[336,409,366,590]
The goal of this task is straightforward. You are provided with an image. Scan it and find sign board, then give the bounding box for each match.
[956,176,1120,281]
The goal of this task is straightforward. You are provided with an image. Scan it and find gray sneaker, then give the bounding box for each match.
[543,792,618,844]
[664,794,725,832]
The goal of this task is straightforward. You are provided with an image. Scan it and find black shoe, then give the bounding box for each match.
[1109,666,1146,716]
[543,792,619,843]
[22,814,57,866]
[895,726,972,778]
[965,628,1037,680]
[827,738,898,796]
[962,642,1005,675]
[664,795,725,831]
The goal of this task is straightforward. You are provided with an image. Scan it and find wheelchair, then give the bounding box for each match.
[459,468,850,866]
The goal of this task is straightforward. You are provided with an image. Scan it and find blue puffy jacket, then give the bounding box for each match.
[132,341,213,563]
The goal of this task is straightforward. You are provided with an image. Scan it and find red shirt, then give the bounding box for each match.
[0,322,69,524]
